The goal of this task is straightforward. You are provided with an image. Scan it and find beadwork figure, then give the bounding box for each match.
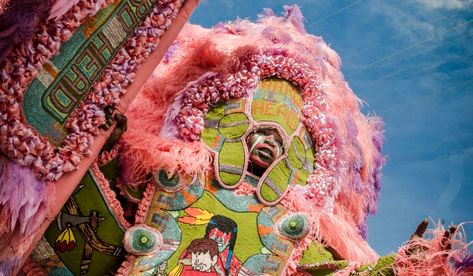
[172,238,223,276]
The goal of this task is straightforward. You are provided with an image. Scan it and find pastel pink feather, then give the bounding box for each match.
[48,0,80,19]
[121,6,384,266]
[0,155,54,275]
[394,222,473,275]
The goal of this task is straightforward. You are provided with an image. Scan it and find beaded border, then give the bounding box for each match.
[0,0,184,181]
[90,162,132,229]
[175,53,341,207]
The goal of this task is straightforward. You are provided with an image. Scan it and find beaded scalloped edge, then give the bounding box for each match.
[175,53,341,208]
[90,162,132,229]
[0,0,184,181]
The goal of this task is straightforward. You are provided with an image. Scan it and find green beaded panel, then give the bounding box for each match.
[22,0,155,145]
[43,171,126,275]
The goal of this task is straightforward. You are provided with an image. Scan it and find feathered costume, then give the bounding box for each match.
[0,2,471,275]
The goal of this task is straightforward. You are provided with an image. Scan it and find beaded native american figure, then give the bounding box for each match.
[0,2,472,276]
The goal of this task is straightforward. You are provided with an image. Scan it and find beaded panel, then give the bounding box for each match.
[23,0,155,145]
[0,0,185,181]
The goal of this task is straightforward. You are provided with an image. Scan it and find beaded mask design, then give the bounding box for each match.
[201,79,315,206]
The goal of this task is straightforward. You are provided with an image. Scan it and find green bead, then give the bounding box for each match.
[279,213,309,239]
[132,229,156,252]
[140,236,148,244]
[289,221,298,229]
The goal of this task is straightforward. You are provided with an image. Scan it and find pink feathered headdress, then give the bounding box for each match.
[119,5,384,263]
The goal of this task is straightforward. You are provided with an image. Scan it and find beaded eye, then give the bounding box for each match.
[278,213,309,239]
[153,169,181,191]
[124,225,162,255]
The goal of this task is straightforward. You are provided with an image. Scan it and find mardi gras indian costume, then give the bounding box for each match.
[0,2,472,276]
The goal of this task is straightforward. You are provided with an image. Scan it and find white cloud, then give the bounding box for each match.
[368,0,471,43]
[415,0,473,9]
[368,1,437,40]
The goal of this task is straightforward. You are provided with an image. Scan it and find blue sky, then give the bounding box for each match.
[189,0,473,255]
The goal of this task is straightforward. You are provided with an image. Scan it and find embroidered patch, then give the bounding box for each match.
[43,170,127,275]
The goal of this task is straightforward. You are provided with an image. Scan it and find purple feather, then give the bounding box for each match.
[358,220,368,240]
[163,41,180,64]
[0,155,52,275]
[0,0,51,64]
[367,116,385,212]
[0,155,50,235]
[262,26,293,44]
[0,257,20,276]
[283,5,306,33]
[370,116,385,152]
[160,89,186,139]
[455,254,473,272]
[262,8,275,17]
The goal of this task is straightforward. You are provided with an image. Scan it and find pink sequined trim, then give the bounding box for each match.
[135,182,156,224]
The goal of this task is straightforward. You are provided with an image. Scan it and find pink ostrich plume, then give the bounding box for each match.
[394,221,473,276]
[120,5,384,266]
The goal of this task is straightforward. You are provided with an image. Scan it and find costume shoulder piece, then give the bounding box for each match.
[0,0,188,181]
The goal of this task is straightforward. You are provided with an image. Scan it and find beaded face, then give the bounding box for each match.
[177,53,337,208]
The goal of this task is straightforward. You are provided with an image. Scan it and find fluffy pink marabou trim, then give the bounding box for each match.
[119,131,211,188]
[394,223,473,275]
[318,212,378,263]
[281,185,379,264]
